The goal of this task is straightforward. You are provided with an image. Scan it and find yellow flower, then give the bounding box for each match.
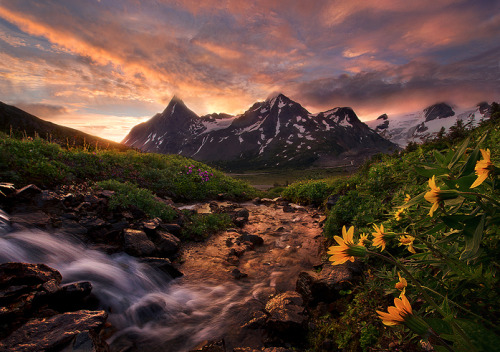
[372,224,391,251]
[395,272,407,297]
[470,149,492,188]
[377,295,430,336]
[399,235,416,254]
[328,226,366,265]
[376,294,413,326]
[404,194,411,202]
[359,233,369,247]
[394,208,404,221]
[424,176,441,217]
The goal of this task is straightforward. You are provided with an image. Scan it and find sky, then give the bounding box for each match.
[0,0,499,142]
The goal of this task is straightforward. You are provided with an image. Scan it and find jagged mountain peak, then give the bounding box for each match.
[423,102,454,122]
[123,95,398,170]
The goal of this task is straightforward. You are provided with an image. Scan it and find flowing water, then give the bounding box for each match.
[0,204,323,351]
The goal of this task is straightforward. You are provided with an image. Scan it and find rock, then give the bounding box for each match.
[265,291,304,327]
[234,208,250,220]
[83,194,100,205]
[0,262,62,288]
[252,197,261,205]
[260,198,275,206]
[295,262,363,307]
[0,310,109,352]
[237,233,264,246]
[74,202,92,212]
[262,291,305,344]
[34,190,61,210]
[161,223,182,237]
[242,311,268,329]
[123,229,156,257]
[0,263,63,338]
[282,205,295,213]
[140,258,183,279]
[79,216,106,230]
[97,190,115,199]
[59,219,88,236]
[50,282,93,311]
[230,268,248,280]
[0,183,16,197]
[142,218,161,234]
[14,184,42,202]
[153,231,181,256]
[10,210,51,229]
[233,217,247,228]
[190,339,225,352]
[326,194,340,210]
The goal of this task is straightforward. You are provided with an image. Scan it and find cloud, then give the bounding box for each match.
[0,0,498,139]
[14,103,68,118]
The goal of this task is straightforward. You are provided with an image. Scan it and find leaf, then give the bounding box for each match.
[434,150,447,166]
[448,137,470,170]
[441,215,468,229]
[459,148,480,178]
[414,166,450,178]
[460,214,485,260]
[425,318,453,335]
[397,191,425,209]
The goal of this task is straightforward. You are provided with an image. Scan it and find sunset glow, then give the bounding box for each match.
[0,0,499,141]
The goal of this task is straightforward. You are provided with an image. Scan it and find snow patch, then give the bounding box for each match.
[294,124,305,133]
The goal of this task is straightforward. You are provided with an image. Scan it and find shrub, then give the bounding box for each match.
[97,179,177,222]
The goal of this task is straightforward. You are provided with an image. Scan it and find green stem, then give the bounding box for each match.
[369,251,478,352]
[459,192,500,206]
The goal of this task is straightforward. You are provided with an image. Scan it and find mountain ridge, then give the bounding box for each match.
[123,94,397,170]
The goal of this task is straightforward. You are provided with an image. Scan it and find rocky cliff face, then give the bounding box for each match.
[123,94,397,169]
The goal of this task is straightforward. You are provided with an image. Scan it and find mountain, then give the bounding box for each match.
[0,101,127,150]
[365,102,491,147]
[123,94,397,170]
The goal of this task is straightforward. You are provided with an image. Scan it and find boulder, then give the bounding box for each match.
[230,268,248,280]
[265,291,304,328]
[140,258,183,279]
[0,310,109,352]
[237,233,264,246]
[161,223,182,237]
[261,291,305,344]
[10,210,51,229]
[123,229,156,257]
[282,205,295,213]
[14,184,42,202]
[153,231,181,256]
[295,261,363,307]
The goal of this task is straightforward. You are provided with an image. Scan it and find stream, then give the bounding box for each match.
[0,203,323,351]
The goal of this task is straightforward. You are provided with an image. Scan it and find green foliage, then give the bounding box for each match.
[180,212,232,241]
[97,180,177,222]
[0,133,256,202]
[307,285,387,352]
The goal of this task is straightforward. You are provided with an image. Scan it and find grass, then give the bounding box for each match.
[228,167,348,190]
[0,132,257,202]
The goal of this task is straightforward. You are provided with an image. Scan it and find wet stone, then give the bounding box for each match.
[123,229,156,257]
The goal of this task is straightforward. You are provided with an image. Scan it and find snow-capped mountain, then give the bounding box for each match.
[123,94,397,169]
[365,102,491,147]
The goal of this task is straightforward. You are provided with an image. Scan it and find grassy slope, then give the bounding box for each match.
[0,132,257,202]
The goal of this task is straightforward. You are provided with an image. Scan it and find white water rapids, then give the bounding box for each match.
[0,224,244,351]
[0,203,323,351]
